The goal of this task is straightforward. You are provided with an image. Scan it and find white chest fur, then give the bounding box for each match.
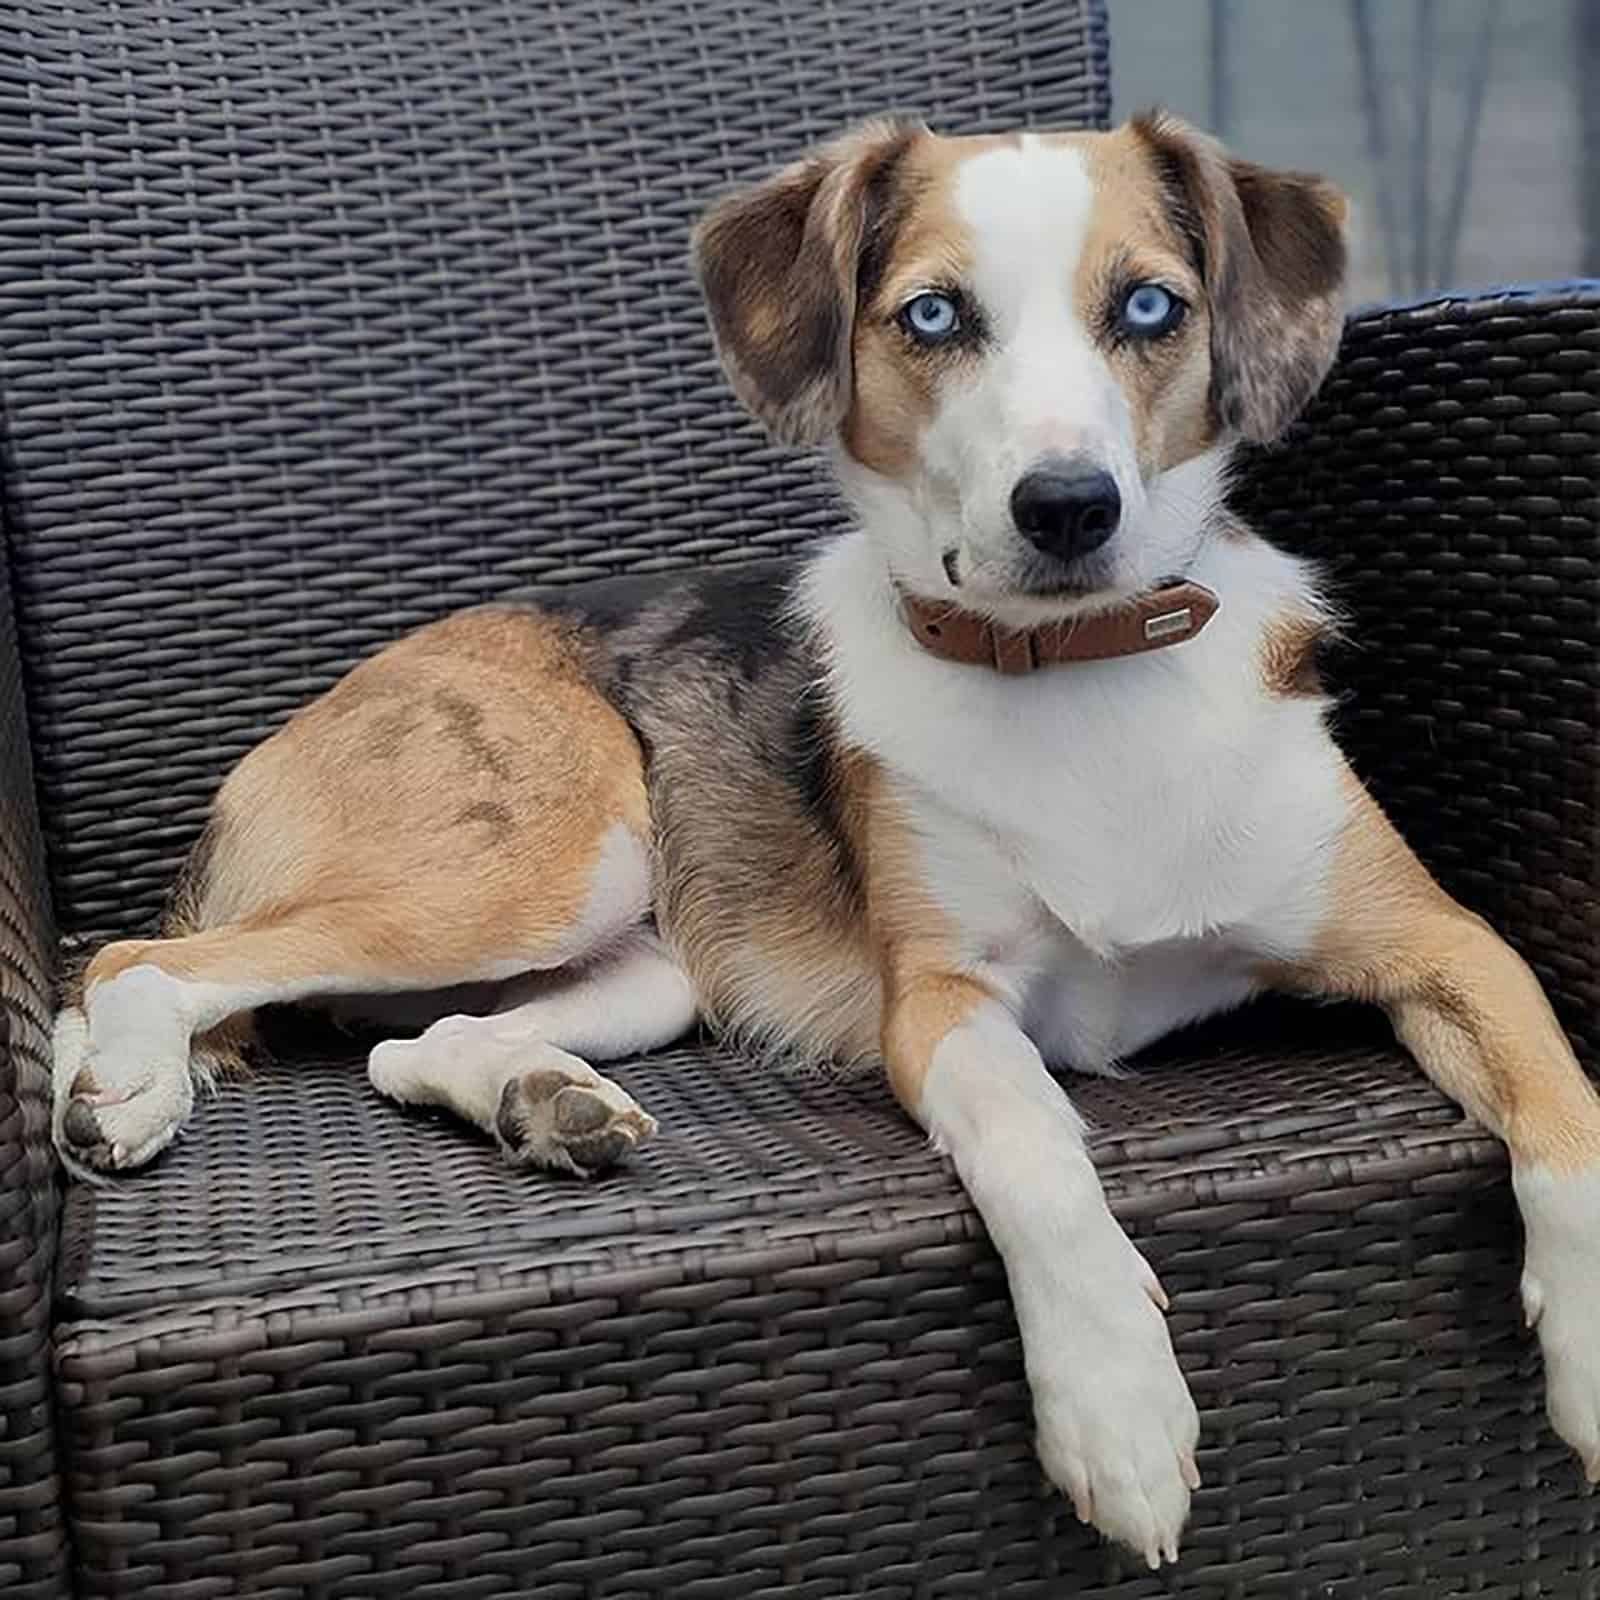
[804,527,1350,1072]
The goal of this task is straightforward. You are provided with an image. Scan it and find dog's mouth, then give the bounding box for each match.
[938,545,1144,627]
[1014,569,1104,600]
[1011,550,1121,604]
[941,545,1119,602]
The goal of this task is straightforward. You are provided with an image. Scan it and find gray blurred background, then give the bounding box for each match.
[1107,0,1600,305]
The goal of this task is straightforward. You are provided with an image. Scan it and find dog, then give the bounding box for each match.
[53,112,1600,1567]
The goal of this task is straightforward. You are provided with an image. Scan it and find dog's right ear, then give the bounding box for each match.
[693,119,919,447]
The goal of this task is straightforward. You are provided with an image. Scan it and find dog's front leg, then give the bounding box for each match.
[883,973,1200,1567]
[1274,770,1600,1478]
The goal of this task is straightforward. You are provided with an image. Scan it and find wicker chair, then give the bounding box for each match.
[2,2,1596,1594]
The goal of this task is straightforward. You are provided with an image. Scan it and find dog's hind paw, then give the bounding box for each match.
[52,1007,194,1174]
[494,1049,656,1177]
[1516,1162,1600,1481]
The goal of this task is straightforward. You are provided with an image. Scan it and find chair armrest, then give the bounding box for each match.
[0,532,65,1598]
[1233,282,1600,1063]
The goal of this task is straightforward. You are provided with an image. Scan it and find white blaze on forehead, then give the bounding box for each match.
[952,134,1096,333]
[943,133,1123,471]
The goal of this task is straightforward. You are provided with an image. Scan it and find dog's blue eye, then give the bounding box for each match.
[902,291,960,344]
[1120,282,1184,338]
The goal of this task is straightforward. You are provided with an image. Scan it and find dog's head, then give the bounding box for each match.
[694,114,1347,620]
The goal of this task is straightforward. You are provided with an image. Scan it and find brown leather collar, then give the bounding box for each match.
[900,580,1220,674]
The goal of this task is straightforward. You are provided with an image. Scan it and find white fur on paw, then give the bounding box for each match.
[369,1026,655,1177]
[1028,1222,1200,1568]
[368,1011,554,1106]
[52,1005,194,1174]
[1516,1162,1600,1480]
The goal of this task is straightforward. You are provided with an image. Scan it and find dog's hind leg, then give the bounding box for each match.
[54,604,657,1177]
[55,827,650,1177]
[367,928,697,1175]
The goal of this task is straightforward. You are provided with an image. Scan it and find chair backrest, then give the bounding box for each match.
[0,0,1110,941]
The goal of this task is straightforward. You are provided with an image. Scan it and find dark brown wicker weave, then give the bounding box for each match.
[1,0,1596,1594]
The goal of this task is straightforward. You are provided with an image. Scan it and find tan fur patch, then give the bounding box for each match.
[84,607,650,1000]
[1259,611,1327,698]
[1071,128,1216,472]
[844,337,940,479]
[1267,768,1600,1171]
[854,758,996,1113]
[881,972,993,1113]
[843,133,995,479]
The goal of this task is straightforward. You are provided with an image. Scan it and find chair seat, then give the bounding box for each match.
[53,1001,1590,1600]
[57,1004,1478,1323]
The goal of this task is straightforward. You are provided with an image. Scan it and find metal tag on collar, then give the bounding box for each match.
[1135,578,1219,652]
[1143,604,1198,643]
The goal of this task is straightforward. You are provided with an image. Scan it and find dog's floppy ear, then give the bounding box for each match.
[1134,110,1348,444]
[693,119,919,446]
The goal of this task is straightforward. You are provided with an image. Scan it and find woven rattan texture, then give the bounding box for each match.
[37,282,1600,1594]
[0,552,65,1598]
[0,0,1110,942]
[1234,285,1600,1065]
[58,1007,1600,1600]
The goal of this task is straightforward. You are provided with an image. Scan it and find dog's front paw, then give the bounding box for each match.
[1516,1163,1600,1479]
[1027,1227,1200,1568]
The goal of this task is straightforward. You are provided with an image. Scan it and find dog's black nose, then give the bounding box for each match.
[1010,461,1121,561]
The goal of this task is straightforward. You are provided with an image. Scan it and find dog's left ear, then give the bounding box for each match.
[693,119,919,446]
[1134,111,1348,444]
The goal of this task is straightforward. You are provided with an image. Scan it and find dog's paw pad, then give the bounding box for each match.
[60,1095,115,1165]
[56,1064,192,1172]
[495,1058,656,1177]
